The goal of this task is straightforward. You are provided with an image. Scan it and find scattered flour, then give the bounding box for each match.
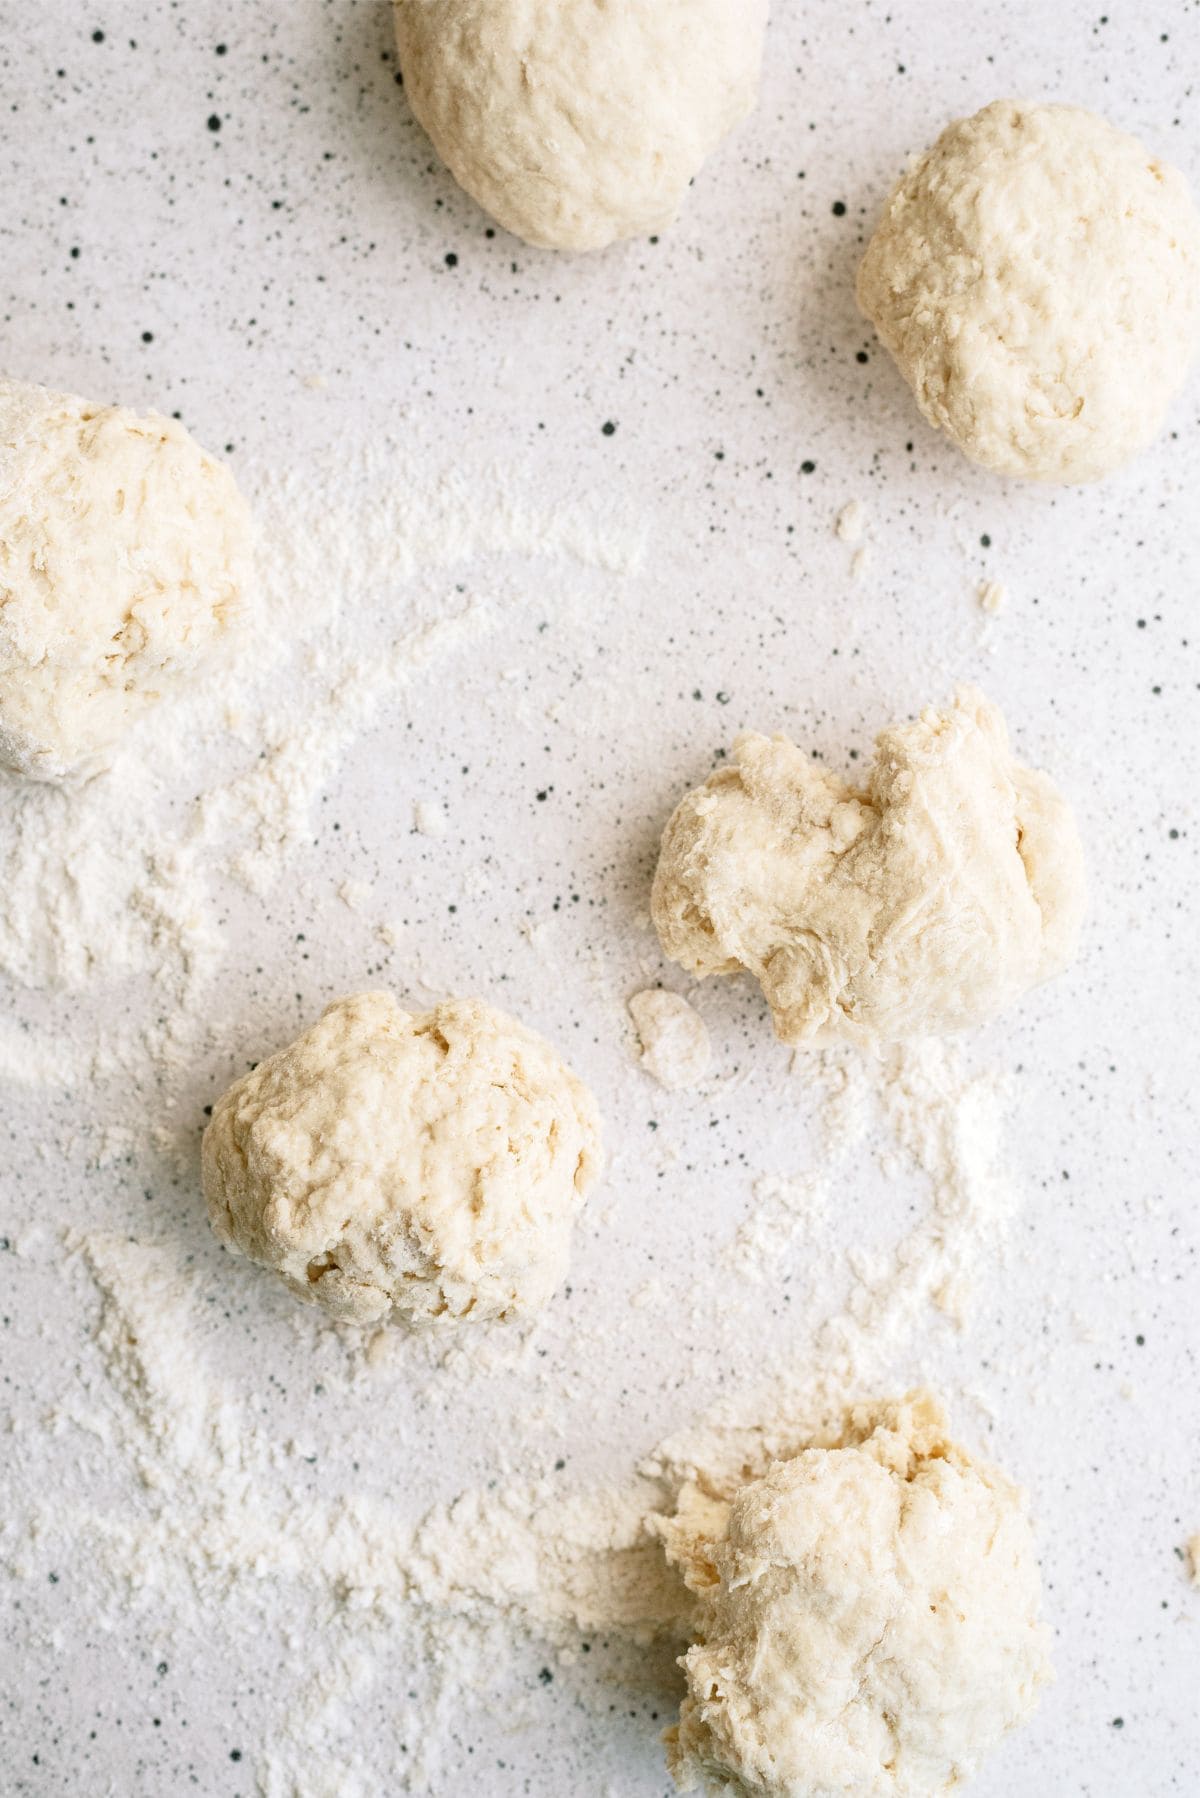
[0,433,1036,1797]
[729,1040,1018,1378]
[28,1011,1023,1798]
[0,442,646,1087]
[50,1231,695,1793]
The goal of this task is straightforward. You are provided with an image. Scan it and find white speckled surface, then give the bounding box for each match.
[2,3,1199,1795]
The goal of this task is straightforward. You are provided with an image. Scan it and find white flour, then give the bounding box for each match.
[48,1230,692,1794]
[41,1027,1019,1794]
[2,439,1031,1796]
[728,1040,1017,1378]
[0,442,646,1083]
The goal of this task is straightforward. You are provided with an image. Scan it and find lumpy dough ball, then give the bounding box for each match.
[856,101,1200,482]
[657,1392,1052,1797]
[202,993,603,1328]
[651,686,1085,1046]
[393,0,768,251]
[0,377,254,782]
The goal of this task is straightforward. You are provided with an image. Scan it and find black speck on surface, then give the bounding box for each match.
[207,112,221,132]
[601,420,617,436]
[831,199,847,216]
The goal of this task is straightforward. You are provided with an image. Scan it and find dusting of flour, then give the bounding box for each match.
[0,443,645,1085]
[728,1039,1017,1378]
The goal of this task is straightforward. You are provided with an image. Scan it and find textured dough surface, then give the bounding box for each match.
[393,0,768,251]
[654,1391,1052,1797]
[857,100,1200,482]
[202,992,602,1328]
[0,377,254,782]
[651,686,1084,1046]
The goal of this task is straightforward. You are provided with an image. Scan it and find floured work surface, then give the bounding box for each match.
[3,3,1199,1794]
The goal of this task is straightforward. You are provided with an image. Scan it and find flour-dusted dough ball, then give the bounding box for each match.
[656,1392,1052,1797]
[393,0,768,251]
[857,101,1200,482]
[651,687,1084,1046]
[202,993,602,1328]
[0,378,254,783]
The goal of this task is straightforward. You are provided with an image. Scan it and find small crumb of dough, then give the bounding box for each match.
[629,989,712,1090]
[338,879,372,910]
[1188,1534,1200,1587]
[414,799,447,838]
[651,1390,1052,1797]
[979,579,1007,615]
[835,499,865,543]
[850,545,872,580]
[202,992,602,1328]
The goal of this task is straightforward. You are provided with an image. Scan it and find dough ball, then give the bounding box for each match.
[856,101,1200,482]
[651,686,1084,1046]
[393,0,767,251]
[656,1392,1051,1797]
[202,992,602,1328]
[628,989,711,1090]
[0,377,254,783]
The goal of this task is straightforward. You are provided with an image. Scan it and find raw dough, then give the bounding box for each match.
[628,988,711,1090]
[393,0,768,251]
[651,686,1084,1046]
[654,1391,1051,1797]
[857,101,1200,482]
[202,992,602,1327]
[0,377,254,782]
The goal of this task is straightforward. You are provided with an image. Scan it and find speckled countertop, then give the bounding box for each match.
[2,3,1198,1795]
